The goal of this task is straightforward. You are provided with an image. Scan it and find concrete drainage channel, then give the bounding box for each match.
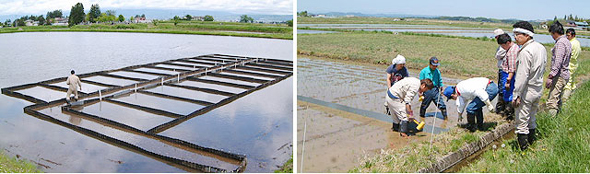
[1,54,293,173]
[418,122,515,173]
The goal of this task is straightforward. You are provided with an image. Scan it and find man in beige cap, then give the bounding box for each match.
[66,70,82,102]
[493,28,507,115]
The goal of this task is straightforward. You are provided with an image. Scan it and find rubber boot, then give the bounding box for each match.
[440,108,448,120]
[391,122,399,132]
[548,109,558,117]
[496,97,504,115]
[528,129,536,145]
[399,121,409,137]
[419,103,427,118]
[476,110,485,131]
[505,103,514,121]
[466,113,477,132]
[517,133,529,151]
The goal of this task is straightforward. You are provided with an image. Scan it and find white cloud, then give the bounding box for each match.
[0,0,293,16]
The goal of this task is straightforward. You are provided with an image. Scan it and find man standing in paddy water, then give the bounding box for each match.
[419,57,447,119]
[545,21,572,117]
[66,70,82,102]
[512,21,546,150]
[493,29,508,115]
[496,33,519,120]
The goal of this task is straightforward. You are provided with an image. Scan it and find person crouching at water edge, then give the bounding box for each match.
[386,77,434,137]
[66,70,82,102]
[443,77,498,132]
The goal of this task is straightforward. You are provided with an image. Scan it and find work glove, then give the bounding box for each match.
[545,78,553,88]
[484,99,494,112]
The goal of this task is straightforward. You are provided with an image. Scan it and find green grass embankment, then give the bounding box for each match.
[0,21,293,40]
[0,151,42,173]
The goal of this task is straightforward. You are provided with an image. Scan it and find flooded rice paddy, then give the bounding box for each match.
[299,24,590,47]
[0,32,292,173]
[297,57,498,172]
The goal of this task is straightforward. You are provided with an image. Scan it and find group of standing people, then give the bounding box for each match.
[384,21,581,151]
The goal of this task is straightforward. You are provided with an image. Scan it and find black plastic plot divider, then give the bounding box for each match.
[2,54,292,173]
[81,79,121,88]
[192,57,233,63]
[237,66,292,75]
[122,69,173,77]
[37,83,90,96]
[166,83,237,97]
[210,54,249,59]
[146,65,192,72]
[245,62,293,71]
[185,77,255,89]
[203,55,247,61]
[106,99,184,118]
[161,62,209,69]
[60,105,246,165]
[147,69,293,134]
[258,60,293,67]
[250,61,293,69]
[177,59,219,66]
[100,73,151,82]
[222,69,284,79]
[1,88,48,104]
[207,73,270,84]
[23,106,240,173]
[138,90,215,106]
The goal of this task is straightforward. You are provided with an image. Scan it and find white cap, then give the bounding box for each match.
[392,55,406,65]
[494,28,504,37]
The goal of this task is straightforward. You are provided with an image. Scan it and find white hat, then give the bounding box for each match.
[392,55,406,64]
[494,28,504,37]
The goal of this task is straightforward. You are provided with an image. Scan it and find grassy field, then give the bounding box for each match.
[298,31,590,79]
[460,81,590,172]
[0,151,42,173]
[0,21,292,40]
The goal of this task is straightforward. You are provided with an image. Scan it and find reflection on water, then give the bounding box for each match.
[160,77,293,173]
[0,32,292,172]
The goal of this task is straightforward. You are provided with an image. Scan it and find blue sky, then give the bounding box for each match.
[298,0,590,20]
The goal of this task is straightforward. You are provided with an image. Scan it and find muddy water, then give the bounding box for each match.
[0,32,292,172]
[297,57,497,172]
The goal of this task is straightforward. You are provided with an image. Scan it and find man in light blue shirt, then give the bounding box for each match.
[419,57,447,119]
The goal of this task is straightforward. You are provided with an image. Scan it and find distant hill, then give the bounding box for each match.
[306,12,545,24]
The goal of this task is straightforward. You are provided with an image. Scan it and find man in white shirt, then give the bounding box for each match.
[443,77,498,132]
[66,70,82,102]
[386,77,434,137]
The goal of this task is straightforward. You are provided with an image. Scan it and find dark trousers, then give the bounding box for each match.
[420,87,446,116]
